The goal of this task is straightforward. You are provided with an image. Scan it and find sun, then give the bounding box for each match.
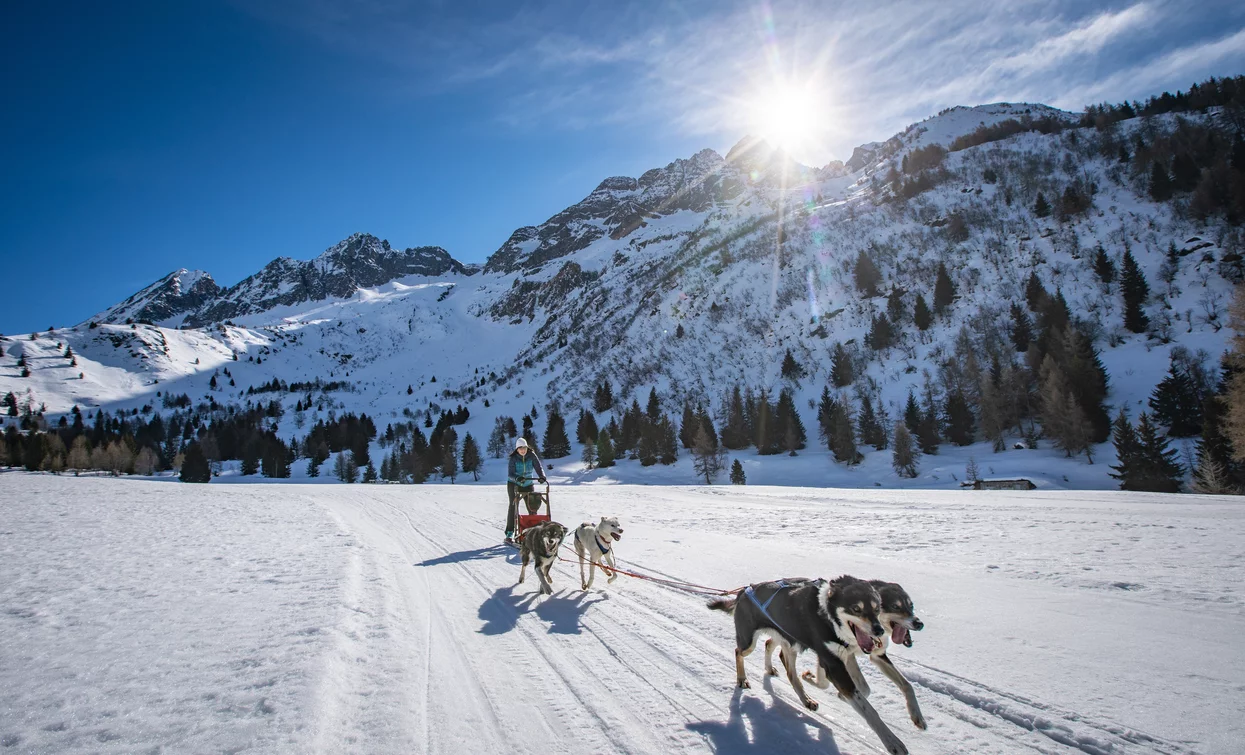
[750,82,820,155]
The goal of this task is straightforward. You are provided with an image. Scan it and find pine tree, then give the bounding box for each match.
[830,343,853,387]
[1040,355,1092,460]
[593,380,614,413]
[441,428,459,482]
[903,391,921,433]
[1195,394,1240,492]
[179,442,211,483]
[461,433,482,481]
[1149,161,1173,201]
[913,295,933,331]
[781,349,806,381]
[754,390,778,455]
[1009,303,1032,352]
[680,402,698,449]
[853,250,882,296]
[1092,245,1116,284]
[1149,362,1203,436]
[1061,327,1112,443]
[943,389,975,446]
[979,373,1007,452]
[659,415,679,465]
[581,437,597,470]
[1025,272,1049,312]
[857,394,887,450]
[729,459,746,484]
[362,461,378,483]
[829,399,860,464]
[241,441,260,476]
[886,287,905,324]
[775,389,806,452]
[933,262,956,314]
[595,429,616,468]
[1133,413,1183,492]
[334,451,357,483]
[692,425,726,484]
[892,422,919,478]
[645,388,661,424]
[916,390,941,454]
[542,404,571,458]
[1120,250,1150,333]
[721,385,750,449]
[576,409,599,445]
[1034,192,1051,218]
[487,420,507,459]
[868,313,894,350]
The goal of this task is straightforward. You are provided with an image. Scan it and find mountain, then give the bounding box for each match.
[92,269,222,327]
[8,82,1245,489]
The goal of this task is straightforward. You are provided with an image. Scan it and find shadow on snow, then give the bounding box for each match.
[686,683,843,755]
[478,585,608,636]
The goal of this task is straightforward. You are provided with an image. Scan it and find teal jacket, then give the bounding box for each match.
[508,449,546,486]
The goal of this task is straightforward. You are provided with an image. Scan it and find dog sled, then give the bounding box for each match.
[513,480,552,541]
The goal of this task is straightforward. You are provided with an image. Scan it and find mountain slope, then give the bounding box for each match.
[5,95,1242,488]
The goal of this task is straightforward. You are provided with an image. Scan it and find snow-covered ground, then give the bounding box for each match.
[2,474,1241,754]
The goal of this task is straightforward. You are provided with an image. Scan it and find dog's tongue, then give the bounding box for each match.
[892,625,910,647]
[854,626,875,653]
[611,532,622,541]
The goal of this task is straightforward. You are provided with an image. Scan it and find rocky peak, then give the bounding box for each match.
[88,269,221,326]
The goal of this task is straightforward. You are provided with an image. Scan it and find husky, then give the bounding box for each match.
[572,516,623,590]
[708,576,910,755]
[764,578,927,730]
[517,521,567,595]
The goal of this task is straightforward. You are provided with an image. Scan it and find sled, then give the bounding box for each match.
[514,481,552,540]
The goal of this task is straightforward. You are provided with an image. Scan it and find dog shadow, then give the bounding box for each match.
[477,585,607,636]
[415,544,511,567]
[686,683,843,755]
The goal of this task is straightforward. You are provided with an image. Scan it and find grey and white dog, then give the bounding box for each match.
[518,521,567,595]
[572,516,623,590]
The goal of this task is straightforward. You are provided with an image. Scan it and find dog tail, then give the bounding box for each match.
[707,593,739,614]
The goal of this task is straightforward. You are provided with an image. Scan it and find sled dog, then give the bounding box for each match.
[572,517,623,590]
[708,575,910,755]
[518,521,567,595]
[763,578,927,730]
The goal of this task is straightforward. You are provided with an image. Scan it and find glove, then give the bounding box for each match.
[539,477,547,484]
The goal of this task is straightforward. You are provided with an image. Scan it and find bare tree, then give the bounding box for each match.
[692,426,725,484]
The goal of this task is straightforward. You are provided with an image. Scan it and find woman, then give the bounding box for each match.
[505,437,546,544]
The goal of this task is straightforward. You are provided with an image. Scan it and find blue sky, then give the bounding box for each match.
[2,0,1243,334]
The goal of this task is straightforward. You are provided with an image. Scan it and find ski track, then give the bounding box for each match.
[317,490,1196,755]
[3,477,1232,754]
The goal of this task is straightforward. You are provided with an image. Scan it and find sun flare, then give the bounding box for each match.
[751,82,820,155]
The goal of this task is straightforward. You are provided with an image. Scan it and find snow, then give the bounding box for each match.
[3,473,1239,753]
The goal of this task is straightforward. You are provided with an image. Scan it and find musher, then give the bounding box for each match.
[505,437,546,544]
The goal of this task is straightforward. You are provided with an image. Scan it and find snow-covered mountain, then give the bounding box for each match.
[5,98,1240,486]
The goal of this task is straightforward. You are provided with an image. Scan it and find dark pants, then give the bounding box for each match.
[505,482,536,534]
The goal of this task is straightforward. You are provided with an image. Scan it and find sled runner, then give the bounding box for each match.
[514,480,552,541]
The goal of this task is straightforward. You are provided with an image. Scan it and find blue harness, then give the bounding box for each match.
[744,579,796,640]
[596,536,611,555]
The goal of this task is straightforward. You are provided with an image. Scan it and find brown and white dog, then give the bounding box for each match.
[765,578,927,730]
[517,521,567,595]
[572,516,623,590]
[709,575,909,755]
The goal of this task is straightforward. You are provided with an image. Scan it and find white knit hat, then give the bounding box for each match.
[515,437,528,449]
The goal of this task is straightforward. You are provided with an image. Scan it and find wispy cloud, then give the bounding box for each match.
[239,0,1245,164]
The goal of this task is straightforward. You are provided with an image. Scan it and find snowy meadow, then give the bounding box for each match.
[2,474,1241,754]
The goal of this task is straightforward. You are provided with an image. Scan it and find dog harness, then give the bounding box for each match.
[744,579,794,640]
[595,535,611,555]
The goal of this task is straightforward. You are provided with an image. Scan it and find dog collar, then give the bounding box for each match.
[596,535,611,555]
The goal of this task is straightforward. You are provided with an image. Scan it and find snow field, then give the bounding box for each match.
[2,475,1242,753]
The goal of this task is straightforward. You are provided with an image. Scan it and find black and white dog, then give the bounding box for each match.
[709,575,910,755]
[572,517,623,590]
[764,579,927,730]
[517,521,567,595]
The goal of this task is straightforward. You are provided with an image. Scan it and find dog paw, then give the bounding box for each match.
[765,666,778,676]
[911,713,927,730]
[803,699,819,711]
[738,679,751,689]
[801,670,815,683]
